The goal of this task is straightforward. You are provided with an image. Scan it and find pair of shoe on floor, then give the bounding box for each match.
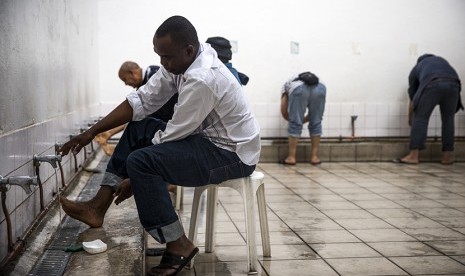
[278,159,322,166]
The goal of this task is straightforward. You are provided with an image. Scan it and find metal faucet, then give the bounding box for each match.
[351,115,358,138]
[0,175,38,194]
[33,154,62,169]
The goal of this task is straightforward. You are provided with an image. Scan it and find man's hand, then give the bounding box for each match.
[59,132,94,156]
[114,179,133,205]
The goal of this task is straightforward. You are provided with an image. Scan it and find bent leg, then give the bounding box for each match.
[61,118,166,227]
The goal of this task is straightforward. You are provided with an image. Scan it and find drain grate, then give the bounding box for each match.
[46,227,81,250]
[27,250,70,276]
[27,155,110,275]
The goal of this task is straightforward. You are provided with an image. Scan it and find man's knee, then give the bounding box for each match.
[126,150,146,174]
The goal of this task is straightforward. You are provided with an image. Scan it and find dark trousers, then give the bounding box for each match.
[410,80,460,151]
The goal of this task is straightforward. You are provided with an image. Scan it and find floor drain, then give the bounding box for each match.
[27,250,70,276]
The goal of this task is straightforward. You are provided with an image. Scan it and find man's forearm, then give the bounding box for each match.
[88,100,133,137]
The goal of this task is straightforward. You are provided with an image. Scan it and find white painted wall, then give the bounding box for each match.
[0,0,99,264]
[0,0,99,134]
[97,0,465,137]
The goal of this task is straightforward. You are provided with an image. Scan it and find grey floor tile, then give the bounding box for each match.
[383,217,446,229]
[455,228,465,235]
[340,193,386,201]
[195,232,246,247]
[297,229,360,244]
[394,199,446,208]
[259,244,319,260]
[272,209,328,221]
[390,256,465,274]
[434,216,465,228]
[334,218,394,230]
[402,227,465,241]
[194,246,249,263]
[425,240,465,255]
[284,218,343,231]
[367,241,442,257]
[354,200,404,209]
[351,229,416,242]
[261,259,339,276]
[322,209,376,219]
[326,257,408,276]
[411,207,465,218]
[310,200,362,210]
[194,261,267,276]
[253,230,305,246]
[312,242,381,258]
[367,208,421,219]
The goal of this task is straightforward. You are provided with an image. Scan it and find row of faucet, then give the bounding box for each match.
[0,155,61,194]
[0,118,101,263]
[0,117,102,195]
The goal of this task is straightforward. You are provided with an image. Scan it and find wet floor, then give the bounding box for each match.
[146,161,465,275]
[12,157,465,275]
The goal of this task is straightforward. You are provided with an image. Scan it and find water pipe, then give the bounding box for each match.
[0,175,38,252]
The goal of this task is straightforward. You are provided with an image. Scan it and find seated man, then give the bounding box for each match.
[59,15,260,275]
[94,61,177,156]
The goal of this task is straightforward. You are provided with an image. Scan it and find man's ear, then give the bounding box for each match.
[186,45,195,57]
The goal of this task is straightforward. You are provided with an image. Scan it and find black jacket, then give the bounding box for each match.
[408,54,463,112]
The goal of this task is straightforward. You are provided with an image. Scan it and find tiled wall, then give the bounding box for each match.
[0,105,101,263]
[253,102,465,138]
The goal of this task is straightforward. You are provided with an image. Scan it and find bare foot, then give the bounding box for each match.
[400,157,418,164]
[60,195,113,228]
[94,132,112,145]
[310,157,321,165]
[441,151,454,165]
[100,143,115,156]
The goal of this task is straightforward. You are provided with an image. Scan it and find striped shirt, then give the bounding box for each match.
[126,43,260,165]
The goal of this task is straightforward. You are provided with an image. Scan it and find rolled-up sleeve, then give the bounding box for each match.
[126,91,145,121]
[126,68,177,121]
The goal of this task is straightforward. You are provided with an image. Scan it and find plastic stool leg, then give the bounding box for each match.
[205,186,218,253]
[243,179,258,274]
[256,183,271,257]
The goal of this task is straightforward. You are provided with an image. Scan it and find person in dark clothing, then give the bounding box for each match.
[396,54,463,165]
[206,36,249,86]
[95,61,178,155]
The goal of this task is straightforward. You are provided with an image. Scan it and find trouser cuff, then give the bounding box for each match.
[147,219,185,244]
[100,172,123,191]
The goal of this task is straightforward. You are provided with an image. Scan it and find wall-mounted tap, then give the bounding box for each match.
[351,115,358,138]
[0,175,38,194]
[33,154,62,169]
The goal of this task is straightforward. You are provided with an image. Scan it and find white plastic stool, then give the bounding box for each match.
[175,185,183,210]
[188,171,271,274]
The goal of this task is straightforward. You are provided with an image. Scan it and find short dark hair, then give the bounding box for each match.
[155,16,199,49]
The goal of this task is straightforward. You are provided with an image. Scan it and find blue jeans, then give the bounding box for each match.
[105,117,255,243]
[410,80,460,151]
[288,83,326,137]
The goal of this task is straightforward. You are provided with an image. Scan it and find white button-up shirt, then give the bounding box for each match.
[126,43,260,165]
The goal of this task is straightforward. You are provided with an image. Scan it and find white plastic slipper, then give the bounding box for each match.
[82,239,108,254]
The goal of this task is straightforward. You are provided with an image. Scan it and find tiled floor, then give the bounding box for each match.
[147,162,465,275]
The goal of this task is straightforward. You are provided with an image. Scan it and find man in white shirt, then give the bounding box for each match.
[59,15,260,275]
